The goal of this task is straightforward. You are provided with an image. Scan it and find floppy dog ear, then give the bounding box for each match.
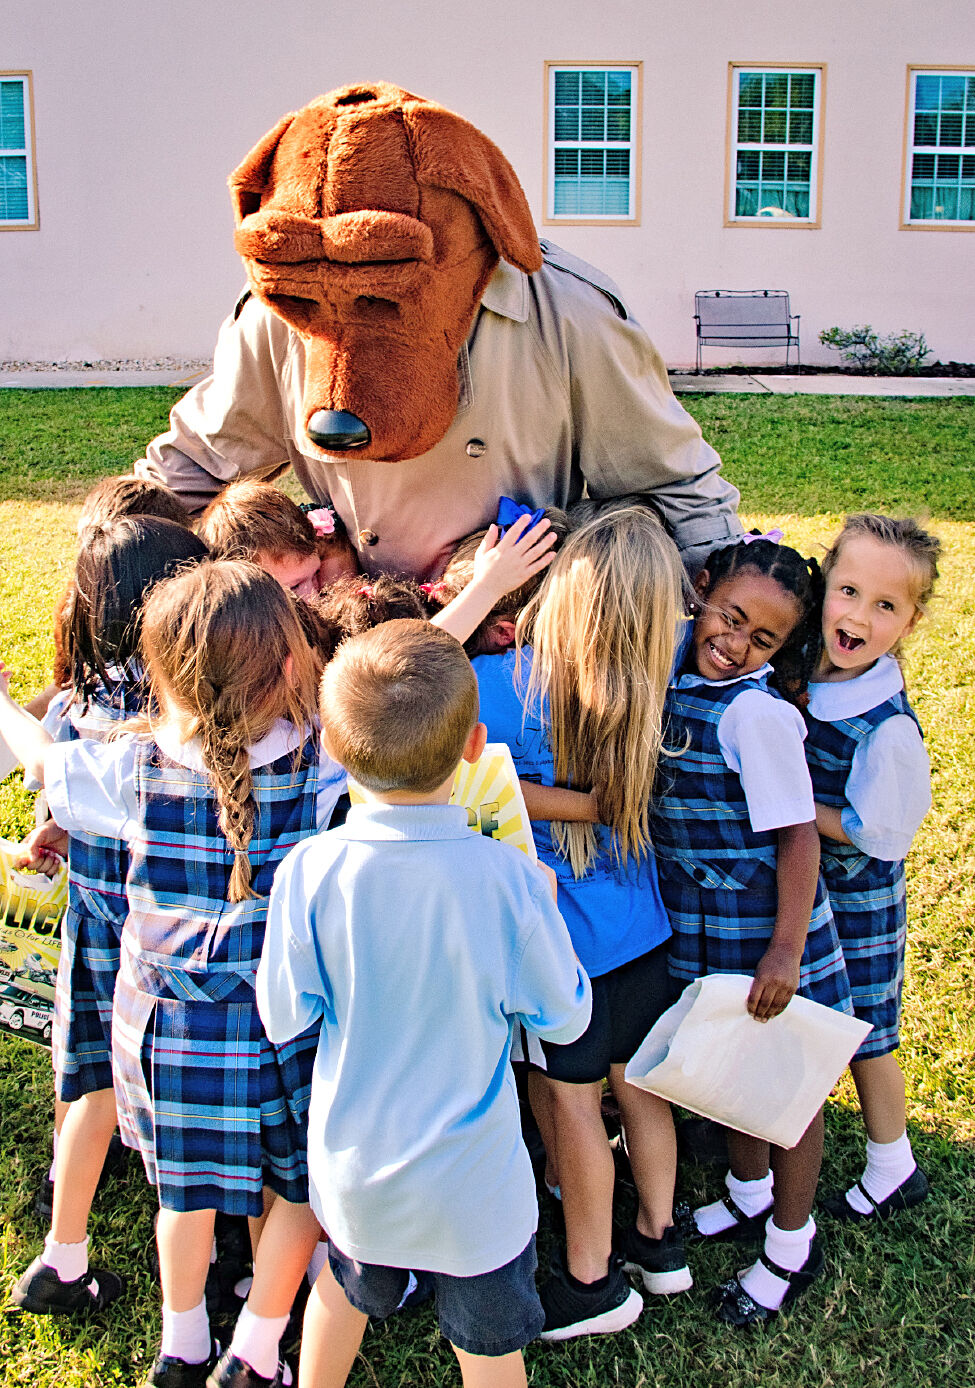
[403,106,542,275]
[228,112,298,223]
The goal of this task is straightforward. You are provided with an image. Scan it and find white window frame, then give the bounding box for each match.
[726,64,824,228]
[0,71,38,230]
[544,61,641,225]
[902,66,975,230]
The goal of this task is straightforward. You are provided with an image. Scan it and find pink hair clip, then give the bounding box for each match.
[742,529,784,546]
[357,584,374,598]
[306,507,336,538]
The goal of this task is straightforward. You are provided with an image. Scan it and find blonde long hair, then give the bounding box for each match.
[140,560,320,902]
[517,506,689,878]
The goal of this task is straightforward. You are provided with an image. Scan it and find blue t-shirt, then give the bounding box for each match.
[473,648,671,978]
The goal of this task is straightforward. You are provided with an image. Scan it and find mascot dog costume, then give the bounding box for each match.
[141,82,741,577]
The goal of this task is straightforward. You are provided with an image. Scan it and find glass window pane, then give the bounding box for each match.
[941,76,965,110]
[958,185,975,219]
[965,115,975,147]
[962,154,975,180]
[940,112,963,146]
[553,177,579,216]
[787,150,811,180]
[790,73,815,107]
[765,74,788,107]
[581,71,606,104]
[554,149,578,175]
[737,151,760,180]
[554,71,579,103]
[606,108,630,141]
[914,111,938,145]
[0,155,28,219]
[0,81,26,150]
[738,72,764,106]
[761,150,785,181]
[580,108,605,141]
[937,153,960,180]
[757,187,785,213]
[915,74,941,110]
[738,109,762,142]
[763,109,787,143]
[606,71,631,104]
[554,108,579,141]
[934,186,959,218]
[736,184,758,216]
[912,152,935,180]
[605,149,629,176]
[788,110,813,145]
[910,185,934,218]
[968,76,975,104]
[580,149,604,175]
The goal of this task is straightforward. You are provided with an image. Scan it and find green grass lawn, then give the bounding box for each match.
[0,389,972,1387]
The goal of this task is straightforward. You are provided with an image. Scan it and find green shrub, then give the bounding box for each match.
[819,325,930,374]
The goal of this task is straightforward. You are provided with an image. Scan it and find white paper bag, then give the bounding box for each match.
[624,974,871,1149]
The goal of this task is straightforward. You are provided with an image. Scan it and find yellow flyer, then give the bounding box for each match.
[349,742,536,861]
[0,836,66,1047]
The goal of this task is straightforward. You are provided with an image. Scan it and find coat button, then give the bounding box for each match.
[465,438,486,458]
[358,529,379,546]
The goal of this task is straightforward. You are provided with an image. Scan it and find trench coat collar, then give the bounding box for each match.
[480,258,530,323]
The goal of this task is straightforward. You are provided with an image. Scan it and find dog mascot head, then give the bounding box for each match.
[229,82,542,462]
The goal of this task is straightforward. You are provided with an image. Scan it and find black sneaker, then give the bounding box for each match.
[11,1255,123,1315]
[618,1223,693,1295]
[145,1339,220,1388]
[538,1248,643,1341]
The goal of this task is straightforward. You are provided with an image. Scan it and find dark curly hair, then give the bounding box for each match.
[697,537,822,704]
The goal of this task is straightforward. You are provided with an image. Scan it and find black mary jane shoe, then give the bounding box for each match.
[681,1194,773,1246]
[713,1237,826,1327]
[820,1166,929,1222]
[145,1340,220,1388]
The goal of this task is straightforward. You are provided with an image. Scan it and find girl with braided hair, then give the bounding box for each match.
[1,560,344,1386]
[650,536,853,1328]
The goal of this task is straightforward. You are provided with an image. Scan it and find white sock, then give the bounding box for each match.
[40,1232,90,1285]
[230,1303,289,1380]
[693,1169,773,1235]
[306,1238,330,1287]
[738,1216,816,1311]
[846,1132,916,1213]
[161,1298,211,1364]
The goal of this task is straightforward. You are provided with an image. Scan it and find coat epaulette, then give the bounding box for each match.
[538,239,629,320]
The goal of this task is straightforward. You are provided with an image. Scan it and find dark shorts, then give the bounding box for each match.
[540,941,672,1084]
[327,1236,544,1358]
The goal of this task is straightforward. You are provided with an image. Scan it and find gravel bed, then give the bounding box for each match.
[0,357,212,372]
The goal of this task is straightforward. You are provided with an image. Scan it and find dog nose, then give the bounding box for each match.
[307,410,371,451]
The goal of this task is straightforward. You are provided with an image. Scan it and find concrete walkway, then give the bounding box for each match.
[0,365,972,396]
[669,372,975,396]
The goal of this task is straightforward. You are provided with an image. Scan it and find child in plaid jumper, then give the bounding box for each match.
[651,537,852,1328]
[806,514,939,1223]
[2,517,208,1321]
[2,562,343,1387]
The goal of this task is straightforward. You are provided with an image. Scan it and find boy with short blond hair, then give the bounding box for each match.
[257,620,590,1388]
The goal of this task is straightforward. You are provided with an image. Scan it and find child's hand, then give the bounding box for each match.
[747,945,801,1021]
[0,661,13,697]
[16,820,69,876]
[472,515,556,601]
[536,859,559,903]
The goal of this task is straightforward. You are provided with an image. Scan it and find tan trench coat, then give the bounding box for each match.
[140,242,741,579]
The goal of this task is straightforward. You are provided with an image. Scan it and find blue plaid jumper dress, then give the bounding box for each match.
[651,676,852,1013]
[804,691,921,1058]
[112,733,321,1214]
[50,680,142,1101]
